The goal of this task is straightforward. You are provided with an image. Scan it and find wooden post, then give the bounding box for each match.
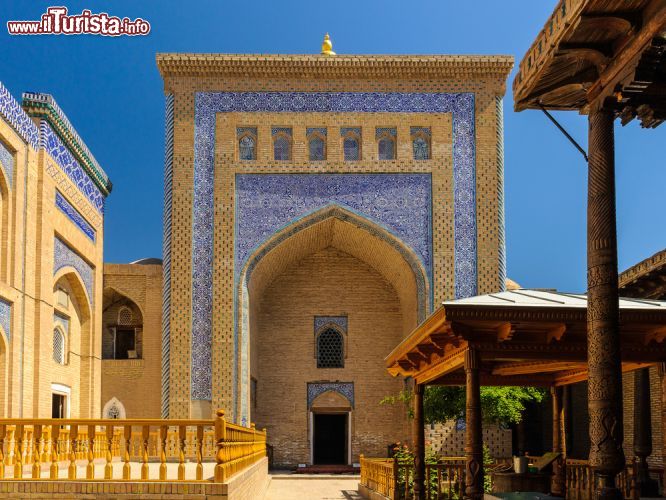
[586,107,624,499]
[413,382,425,500]
[215,409,227,483]
[551,386,565,496]
[464,348,483,500]
[661,363,666,492]
[633,367,658,496]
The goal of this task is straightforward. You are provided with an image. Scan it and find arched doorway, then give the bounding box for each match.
[239,205,428,467]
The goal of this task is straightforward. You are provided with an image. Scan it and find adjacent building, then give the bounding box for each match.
[0,83,111,418]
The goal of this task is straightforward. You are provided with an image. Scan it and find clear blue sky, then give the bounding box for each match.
[2,1,664,293]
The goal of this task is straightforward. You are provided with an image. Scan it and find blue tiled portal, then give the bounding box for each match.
[187,91,478,421]
[53,237,94,304]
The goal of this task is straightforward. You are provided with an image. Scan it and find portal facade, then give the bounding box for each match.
[157,45,513,466]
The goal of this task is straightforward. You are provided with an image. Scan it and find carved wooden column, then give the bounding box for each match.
[551,386,566,496]
[586,107,624,500]
[413,382,425,500]
[465,348,483,500]
[661,363,666,491]
[634,367,658,496]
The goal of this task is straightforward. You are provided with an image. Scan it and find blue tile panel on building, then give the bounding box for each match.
[53,236,94,304]
[0,139,14,189]
[182,91,477,420]
[0,299,11,342]
[55,191,96,241]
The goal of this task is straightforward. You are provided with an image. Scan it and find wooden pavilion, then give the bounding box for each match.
[513,1,666,498]
[385,289,666,499]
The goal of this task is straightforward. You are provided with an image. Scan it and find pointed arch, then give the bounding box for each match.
[236,204,429,423]
[102,397,127,419]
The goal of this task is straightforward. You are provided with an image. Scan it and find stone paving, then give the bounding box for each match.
[266,475,363,500]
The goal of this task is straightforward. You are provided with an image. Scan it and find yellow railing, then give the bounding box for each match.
[214,410,267,482]
[360,456,397,500]
[565,458,638,500]
[0,409,266,483]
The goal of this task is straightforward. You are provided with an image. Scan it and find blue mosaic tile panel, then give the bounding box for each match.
[410,126,431,137]
[314,316,348,334]
[271,127,292,137]
[55,191,95,241]
[0,298,11,341]
[340,127,360,137]
[161,94,175,417]
[53,237,94,304]
[191,91,478,410]
[236,174,432,277]
[376,127,397,139]
[0,82,39,149]
[307,127,327,137]
[41,121,104,214]
[0,139,14,189]
[23,92,108,185]
[53,313,69,334]
[307,382,354,409]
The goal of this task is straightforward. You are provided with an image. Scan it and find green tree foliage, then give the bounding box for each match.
[381,386,544,425]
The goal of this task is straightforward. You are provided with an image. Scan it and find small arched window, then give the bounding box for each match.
[411,127,431,160]
[378,136,396,160]
[103,397,127,419]
[239,135,256,160]
[273,133,291,161]
[317,328,344,368]
[53,328,66,365]
[118,306,133,325]
[309,136,326,161]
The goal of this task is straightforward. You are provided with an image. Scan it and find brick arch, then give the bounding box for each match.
[236,204,428,423]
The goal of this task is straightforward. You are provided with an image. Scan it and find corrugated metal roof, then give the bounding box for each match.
[443,289,666,310]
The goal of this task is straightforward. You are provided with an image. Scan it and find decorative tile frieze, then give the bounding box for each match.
[161,94,175,418]
[314,316,348,334]
[306,127,327,137]
[41,121,105,214]
[190,91,478,411]
[410,126,431,137]
[340,127,360,137]
[0,299,11,341]
[45,160,102,228]
[307,382,354,409]
[22,92,110,194]
[0,139,13,189]
[271,127,292,137]
[0,82,39,149]
[375,127,397,139]
[55,191,95,241]
[53,237,94,304]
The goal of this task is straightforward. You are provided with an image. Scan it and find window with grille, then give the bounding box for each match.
[309,136,326,161]
[118,306,133,325]
[411,127,431,160]
[53,329,65,364]
[107,404,121,419]
[378,136,396,160]
[237,127,258,161]
[343,137,360,161]
[273,134,291,161]
[317,328,344,368]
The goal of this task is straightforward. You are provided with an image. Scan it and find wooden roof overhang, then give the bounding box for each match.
[619,249,666,300]
[513,0,666,127]
[385,297,666,388]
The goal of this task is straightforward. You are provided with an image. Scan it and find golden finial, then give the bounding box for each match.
[321,33,336,56]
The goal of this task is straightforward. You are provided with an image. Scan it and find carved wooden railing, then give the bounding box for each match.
[360,456,397,499]
[362,457,465,500]
[565,459,638,500]
[0,409,266,483]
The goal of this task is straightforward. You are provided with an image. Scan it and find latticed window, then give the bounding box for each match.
[239,135,256,160]
[343,138,360,161]
[273,134,291,161]
[413,136,430,160]
[309,136,326,161]
[317,328,344,368]
[378,136,396,160]
[107,404,121,419]
[53,329,65,364]
[118,306,133,325]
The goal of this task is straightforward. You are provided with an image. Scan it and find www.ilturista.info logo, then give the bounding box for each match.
[7,7,151,36]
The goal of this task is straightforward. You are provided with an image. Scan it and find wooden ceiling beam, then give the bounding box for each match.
[492,360,585,376]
